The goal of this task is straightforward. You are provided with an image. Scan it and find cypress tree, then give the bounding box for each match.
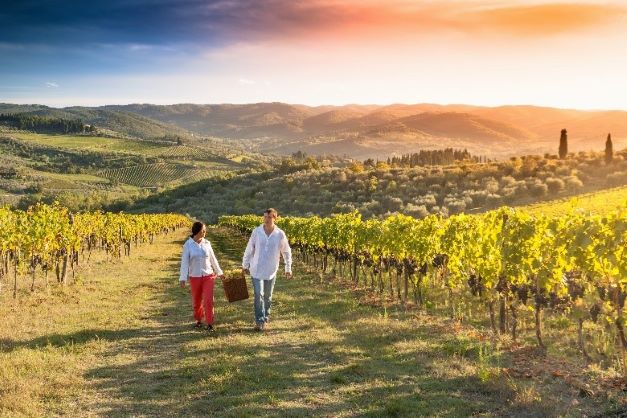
[605,133,613,164]
[558,129,568,159]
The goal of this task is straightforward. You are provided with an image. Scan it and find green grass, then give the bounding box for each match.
[522,185,627,216]
[11,132,169,154]
[0,227,617,417]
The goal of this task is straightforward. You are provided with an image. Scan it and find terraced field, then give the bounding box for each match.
[98,163,201,187]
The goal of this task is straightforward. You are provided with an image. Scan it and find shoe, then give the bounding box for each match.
[254,323,262,331]
[206,324,215,332]
[193,321,202,329]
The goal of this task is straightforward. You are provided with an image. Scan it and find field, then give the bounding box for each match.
[8,131,169,154]
[98,163,230,187]
[0,220,624,417]
[0,131,257,207]
[523,186,627,216]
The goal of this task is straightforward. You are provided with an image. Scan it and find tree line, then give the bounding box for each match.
[0,113,95,134]
[380,148,478,168]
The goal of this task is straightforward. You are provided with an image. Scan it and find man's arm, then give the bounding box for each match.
[281,233,292,278]
[242,229,256,273]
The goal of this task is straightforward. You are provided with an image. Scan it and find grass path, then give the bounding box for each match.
[0,228,617,417]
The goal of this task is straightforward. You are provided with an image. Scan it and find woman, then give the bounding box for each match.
[179,221,224,332]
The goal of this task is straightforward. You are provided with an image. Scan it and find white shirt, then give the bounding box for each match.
[179,237,223,282]
[242,225,292,280]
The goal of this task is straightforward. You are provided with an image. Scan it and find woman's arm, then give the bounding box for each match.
[207,242,224,277]
[179,242,190,284]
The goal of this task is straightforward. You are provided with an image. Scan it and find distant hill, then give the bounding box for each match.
[0,104,193,141]
[379,112,537,142]
[107,102,627,157]
[3,102,627,158]
[106,103,313,139]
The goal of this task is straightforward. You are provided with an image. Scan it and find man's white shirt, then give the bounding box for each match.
[242,225,292,280]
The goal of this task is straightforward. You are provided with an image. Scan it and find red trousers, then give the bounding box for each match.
[189,275,216,324]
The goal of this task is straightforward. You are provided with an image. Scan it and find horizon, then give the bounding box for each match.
[2,1,627,109]
[3,100,627,114]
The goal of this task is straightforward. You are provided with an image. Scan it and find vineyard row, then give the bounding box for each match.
[219,207,625,370]
[0,203,189,297]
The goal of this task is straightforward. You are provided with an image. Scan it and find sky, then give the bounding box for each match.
[1,0,627,109]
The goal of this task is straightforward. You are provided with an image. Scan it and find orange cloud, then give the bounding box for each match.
[214,1,627,43]
[460,3,626,37]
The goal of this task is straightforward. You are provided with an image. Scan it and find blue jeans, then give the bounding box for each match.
[252,277,276,325]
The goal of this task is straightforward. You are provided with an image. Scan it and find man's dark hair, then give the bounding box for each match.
[264,208,278,217]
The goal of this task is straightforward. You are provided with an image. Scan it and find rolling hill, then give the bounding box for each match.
[3,102,627,159]
[0,103,193,141]
[107,102,627,158]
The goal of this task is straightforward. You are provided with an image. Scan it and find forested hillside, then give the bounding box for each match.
[129,149,627,222]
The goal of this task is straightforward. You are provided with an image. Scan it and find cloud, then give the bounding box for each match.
[1,1,625,49]
[188,1,627,41]
[238,78,255,85]
[460,3,627,37]
[46,82,59,88]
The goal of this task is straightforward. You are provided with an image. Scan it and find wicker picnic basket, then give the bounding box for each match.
[222,270,249,303]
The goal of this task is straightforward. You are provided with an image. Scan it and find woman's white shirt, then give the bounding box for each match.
[179,237,223,282]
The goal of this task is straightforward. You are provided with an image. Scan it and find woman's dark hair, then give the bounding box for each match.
[191,221,205,237]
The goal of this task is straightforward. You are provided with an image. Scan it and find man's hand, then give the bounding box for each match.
[285,272,293,280]
[179,281,186,288]
[241,268,249,275]
[218,274,225,280]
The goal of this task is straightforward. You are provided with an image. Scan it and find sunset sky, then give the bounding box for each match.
[1,0,627,109]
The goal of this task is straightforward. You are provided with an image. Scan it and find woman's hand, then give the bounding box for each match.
[218,274,225,280]
[179,281,186,288]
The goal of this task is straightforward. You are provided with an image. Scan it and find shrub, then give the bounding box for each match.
[529,182,548,197]
[468,190,488,205]
[485,193,502,207]
[606,171,627,187]
[481,177,500,193]
[332,202,357,213]
[445,199,467,214]
[564,176,584,191]
[555,165,571,176]
[545,177,565,194]
[382,196,403,212]
[415,194,437,206]
[500,176,516,187]
[404,203,429,218]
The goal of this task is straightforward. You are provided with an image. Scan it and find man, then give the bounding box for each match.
[242,208,292,331]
